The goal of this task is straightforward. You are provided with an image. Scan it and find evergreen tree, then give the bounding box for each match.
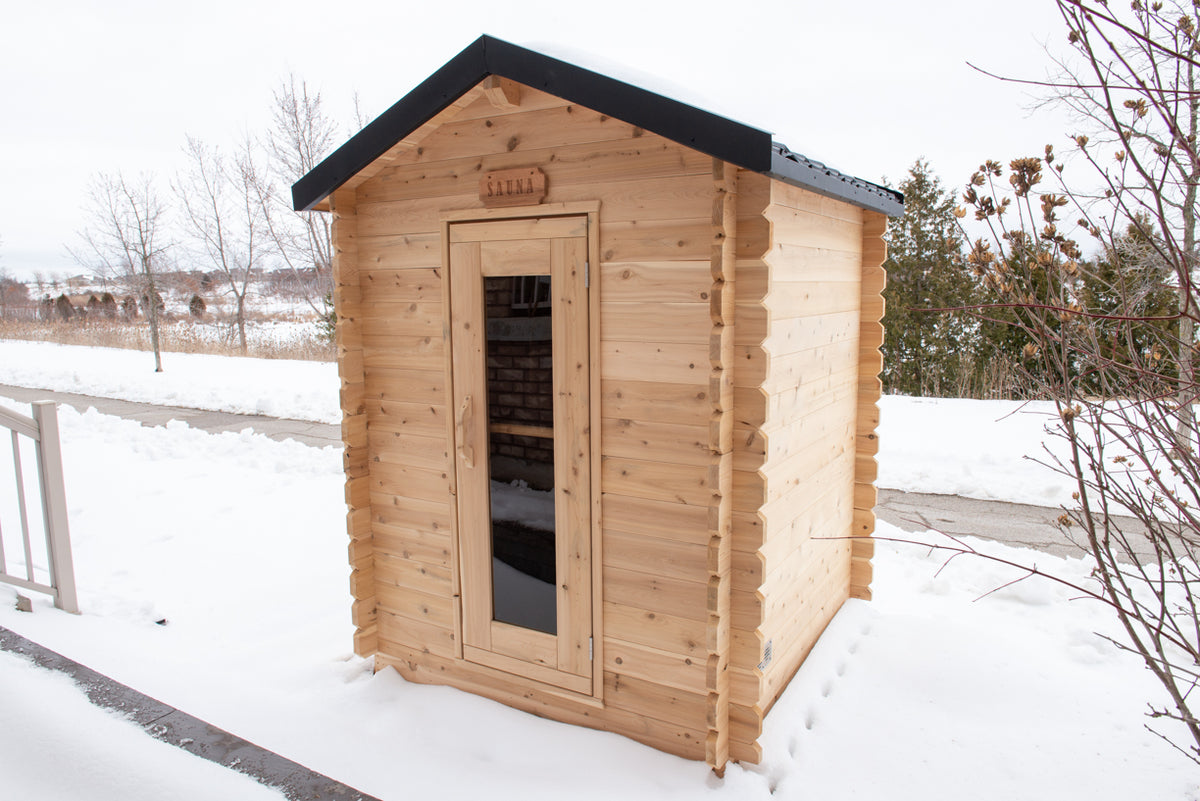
[99,291,117,319]
[972,232,1062,397]
[54,293,74,322]
[188,293,207,318]
[881,160,979,395]
[1078,217,1179,393]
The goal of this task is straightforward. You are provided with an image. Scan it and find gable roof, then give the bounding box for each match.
[292,35,904,217]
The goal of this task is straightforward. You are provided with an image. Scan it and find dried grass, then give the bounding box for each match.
[0,317,335,362]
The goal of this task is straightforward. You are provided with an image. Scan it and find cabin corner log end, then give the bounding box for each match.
[850,211,888,602]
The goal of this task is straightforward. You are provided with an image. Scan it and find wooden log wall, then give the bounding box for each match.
[727,179,867,760]
[852,212,887,599]
[327,77,883,769]
[344,82,722,762]
[331,188,376,657]
[728,171,770,765]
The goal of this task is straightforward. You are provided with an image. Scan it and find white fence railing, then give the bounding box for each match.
[0,401,78,613]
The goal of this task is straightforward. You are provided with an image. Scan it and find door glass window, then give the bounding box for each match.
[484,274,556,634]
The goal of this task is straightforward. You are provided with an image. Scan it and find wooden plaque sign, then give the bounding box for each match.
[480,167,546,207]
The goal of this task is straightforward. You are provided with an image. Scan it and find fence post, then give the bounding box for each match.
[31,401,78,614]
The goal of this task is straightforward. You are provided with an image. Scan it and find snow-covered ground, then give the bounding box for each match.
[0,340,339,423]
[0,340,1081,504]
[0,648,286,800]
[0,341,1196,799]
[157,317,328,351]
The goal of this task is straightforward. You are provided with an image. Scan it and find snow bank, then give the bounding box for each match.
[0,340,1081,509]
[876,395,1074,507]
[0,397,1193,798]
[0,649,284,800]
[759,532,1189,799]
[0,340,339,423]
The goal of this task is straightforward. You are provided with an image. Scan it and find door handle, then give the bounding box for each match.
[457,395,475,468]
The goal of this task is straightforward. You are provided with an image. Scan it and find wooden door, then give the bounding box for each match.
[448,215,592,695]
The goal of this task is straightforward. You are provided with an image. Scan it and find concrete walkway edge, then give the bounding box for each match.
[0,626,381,801]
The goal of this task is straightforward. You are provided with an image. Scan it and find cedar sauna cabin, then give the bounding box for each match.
[292,35,903,774]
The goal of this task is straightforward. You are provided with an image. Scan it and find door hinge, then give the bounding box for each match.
[585,261,590,289]
[589,636,594,661]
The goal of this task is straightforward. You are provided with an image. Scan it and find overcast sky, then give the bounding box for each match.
[1,0,1075,279]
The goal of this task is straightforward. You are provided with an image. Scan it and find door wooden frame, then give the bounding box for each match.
[441,201,603,699]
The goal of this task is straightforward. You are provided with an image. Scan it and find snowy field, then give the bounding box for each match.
[0,340,1083,505]
[0,341,1196,799]
[157,317,328,351]
[0,340,339,423]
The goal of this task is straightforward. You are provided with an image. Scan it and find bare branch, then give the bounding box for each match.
[72,172,169,371]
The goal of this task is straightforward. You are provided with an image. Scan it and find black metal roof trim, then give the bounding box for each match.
[292,35,904,218]
[768,144,904,218]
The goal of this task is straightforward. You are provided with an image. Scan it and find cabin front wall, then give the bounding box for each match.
[333,81,724,762]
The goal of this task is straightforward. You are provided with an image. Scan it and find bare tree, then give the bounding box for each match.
[1045,0,1200,444]
[252,76,336,323]
[72,173,169,371]
[963,156,1200,763]
[0,268,31,320]
[176,136,269,353]
[956,0,1200,759]
[929,0,1200,764]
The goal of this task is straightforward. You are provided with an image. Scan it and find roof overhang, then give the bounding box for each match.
[292,35,903,217]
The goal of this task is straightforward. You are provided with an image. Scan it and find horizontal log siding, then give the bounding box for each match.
[756,183,863,712]
[352,84,718,761]
[727,179,865,759]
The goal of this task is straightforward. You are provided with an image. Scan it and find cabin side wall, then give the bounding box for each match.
[343,83,723,760]
[729,179,875,758]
